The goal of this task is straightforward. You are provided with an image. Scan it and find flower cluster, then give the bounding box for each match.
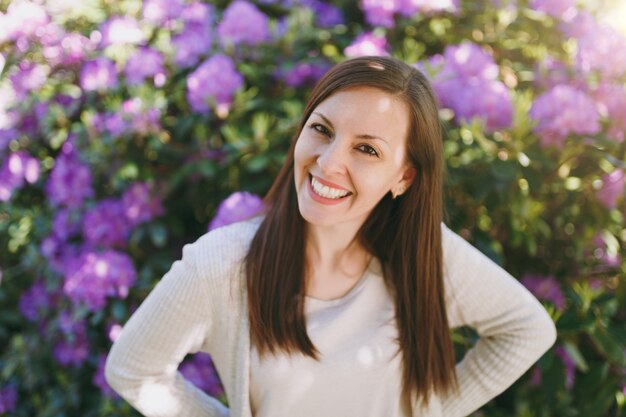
[186,54,244,115]
[63,250,137,311]
[45,142,94,208]
[208,192,265,231]
[344,32,389,57]
[529,85,600,148]
[429,42,513,132]
[171,2,214,68]
[360,0,458,28]
[596,169,625,210]
[0,151,40,201]
[217,0,270,47]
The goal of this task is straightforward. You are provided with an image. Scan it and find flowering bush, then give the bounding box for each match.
[0,0,624,416]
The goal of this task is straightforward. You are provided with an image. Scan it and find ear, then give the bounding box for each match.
[398,165,416,190]
[391,166,416,198]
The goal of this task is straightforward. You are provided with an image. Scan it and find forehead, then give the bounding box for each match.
[312,86,410,144]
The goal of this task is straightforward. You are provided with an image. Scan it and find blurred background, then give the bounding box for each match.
[0,0,624,415]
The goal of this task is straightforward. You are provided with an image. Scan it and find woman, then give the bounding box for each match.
[105,56,557,417]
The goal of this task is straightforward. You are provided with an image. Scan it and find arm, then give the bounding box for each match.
[105,239,230,417]
[440,225,557,417]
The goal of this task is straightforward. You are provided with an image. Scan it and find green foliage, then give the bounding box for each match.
[0,0,624,415]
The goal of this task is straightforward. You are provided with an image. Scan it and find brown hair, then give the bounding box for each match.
[245,56,457,408]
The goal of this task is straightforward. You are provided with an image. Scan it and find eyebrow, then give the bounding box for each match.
[312,111,389,144]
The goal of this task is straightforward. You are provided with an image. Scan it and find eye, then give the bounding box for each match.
[356,144,379,157]
[309,122,332,137]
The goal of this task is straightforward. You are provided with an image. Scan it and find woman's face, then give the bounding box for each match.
[294,86,416,229]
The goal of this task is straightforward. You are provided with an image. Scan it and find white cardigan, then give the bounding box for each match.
[105,217,556,417]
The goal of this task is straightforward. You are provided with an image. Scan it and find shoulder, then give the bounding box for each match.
[181,216,264,289]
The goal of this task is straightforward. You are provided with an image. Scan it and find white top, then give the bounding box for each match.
[251,257,410,417]
[104,217,557,417]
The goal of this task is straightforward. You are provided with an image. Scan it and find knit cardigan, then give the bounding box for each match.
[105,217,557,417]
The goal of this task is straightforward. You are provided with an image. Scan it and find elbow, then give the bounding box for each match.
[104,351,121,392]
[104,346,131,395]
[530,305,558,359]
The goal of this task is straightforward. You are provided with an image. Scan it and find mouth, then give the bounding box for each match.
[308,174,353,200]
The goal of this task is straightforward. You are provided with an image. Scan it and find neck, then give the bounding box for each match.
[305,221,368,272]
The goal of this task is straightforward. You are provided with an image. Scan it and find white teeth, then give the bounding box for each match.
[311,176,349,199]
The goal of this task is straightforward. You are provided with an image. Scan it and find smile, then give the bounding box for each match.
[308,174,352,202]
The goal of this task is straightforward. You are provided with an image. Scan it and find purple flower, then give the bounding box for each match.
[208,191,265,231]
[429,43,512,131]
[122,182,164,227]
[344,32,389,57]
[522,274,566,310]
[99,17,145,47]
[279,61,329,88]
[596,169,625,210]
[555,345,575,388]
[41,235,80,275]
[186,54,244,115]
[45,144,94,208]
[591,233,621,268]
[19,280,55,322]
[80,57,118,92]
[53,320,89,367]
[63,250,137,311]
[1,1,49,41]
[302,0,344,27]
[529,366,542,386]
[576,26,626,81]
[124,47,165,85]
[143,0,186,24]
[360,0,458,27]
[529,0,577,19]
[181,1,215,24]
[0,151,40,201]
[94,112,127,138]
[592,83,626,143]
[83,199,131,248]
[43,32,92,67]
[172,22,214,68]
[51,208,82,240]
[93,354,119,398]
[360,0,397,27]
[452,79,513,132]
[179,353,225,398]
[558,10,597,39]
[529,85,600,148]
[121,98,162,135]
[0,129,17,153]
[0,384,17,414]
[441,42,499,81]
[217,0,270,47]
[533,56,572,91]
[9,62,49,100]
[398,0,459,16]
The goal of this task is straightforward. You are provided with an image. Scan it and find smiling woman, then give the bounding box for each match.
[105,56,557,417]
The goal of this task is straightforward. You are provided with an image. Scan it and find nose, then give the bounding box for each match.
[316,141,348,176]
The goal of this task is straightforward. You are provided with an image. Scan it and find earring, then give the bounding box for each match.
[392,185,406,199]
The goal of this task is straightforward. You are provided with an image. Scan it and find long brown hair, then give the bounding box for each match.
[245,56,457,408]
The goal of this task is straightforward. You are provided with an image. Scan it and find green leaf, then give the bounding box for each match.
[590,326,626,365]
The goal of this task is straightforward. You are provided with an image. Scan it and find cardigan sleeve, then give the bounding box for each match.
[104,237,230,417]
[440,224,557,417]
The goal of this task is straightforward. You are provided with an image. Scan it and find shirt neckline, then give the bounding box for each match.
[305,256,377,307]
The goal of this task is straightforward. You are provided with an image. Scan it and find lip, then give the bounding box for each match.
[310,174,351,192]
[307,174,352,205]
